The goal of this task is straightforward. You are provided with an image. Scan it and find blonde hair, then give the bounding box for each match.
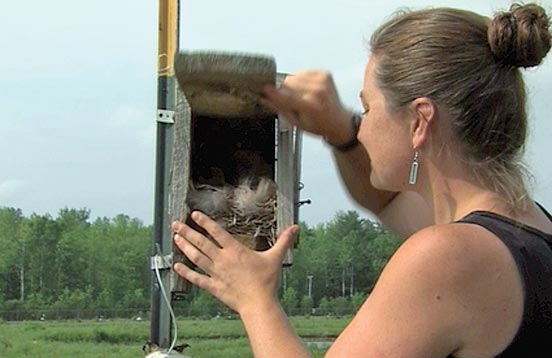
[370,3,551,212]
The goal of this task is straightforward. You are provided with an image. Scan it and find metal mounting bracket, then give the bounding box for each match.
[150,254,173,271]
[156,109,175,124]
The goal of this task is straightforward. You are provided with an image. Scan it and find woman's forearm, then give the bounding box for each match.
[239,299,311,358]
[332,144,397,214]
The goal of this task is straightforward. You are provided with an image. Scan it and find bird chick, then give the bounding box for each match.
[232,177,276,216]
[143,341,191,358]
[144,351,188,358]
[186,184,232,216]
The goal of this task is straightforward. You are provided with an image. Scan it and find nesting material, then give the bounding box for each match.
[186,177,277,250]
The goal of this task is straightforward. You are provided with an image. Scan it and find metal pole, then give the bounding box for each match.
[307,275,313,298]
[151,0,179,348]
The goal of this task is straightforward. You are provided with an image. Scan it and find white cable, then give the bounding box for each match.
[154,254,178,355]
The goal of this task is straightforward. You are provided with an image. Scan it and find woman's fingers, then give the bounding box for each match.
[174,234,215,274]
[264,84,305,113]
[263,87,315,132]
[187,211,237,249]
[172,219,220,256]
[263,71,348,140]
[262,95,301,127]
[173,262,214,292]
[172,213,231,275]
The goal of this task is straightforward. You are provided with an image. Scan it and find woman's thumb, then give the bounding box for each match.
[271,225,300,259]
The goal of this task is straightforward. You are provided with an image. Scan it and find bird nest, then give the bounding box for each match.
[186,177,277,250]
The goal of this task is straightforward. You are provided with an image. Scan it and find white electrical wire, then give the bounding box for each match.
[153,253,178,355]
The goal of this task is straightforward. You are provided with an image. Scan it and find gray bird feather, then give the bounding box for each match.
[186,184,232,216]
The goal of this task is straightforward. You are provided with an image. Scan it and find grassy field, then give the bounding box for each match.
[0,316,352,357]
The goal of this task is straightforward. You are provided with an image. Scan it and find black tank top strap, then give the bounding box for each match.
[536,201,552,222]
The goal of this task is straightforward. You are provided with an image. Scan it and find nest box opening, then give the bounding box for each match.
[186,115,277,251]
[191,116,275,186]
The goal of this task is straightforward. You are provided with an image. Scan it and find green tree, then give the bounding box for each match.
[0,207,25,301]
[88,214,150,309]
[323,211,365,298]
[332,296,352,316]
[317,296,331,316]
[55,208,92,293]
[20,213,60,299]
[190,290,224,317]
[351,292,368,311]
[299,295,314,315]
[281,286,298,315]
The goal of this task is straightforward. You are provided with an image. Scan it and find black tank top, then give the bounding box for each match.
[457,207,552,357]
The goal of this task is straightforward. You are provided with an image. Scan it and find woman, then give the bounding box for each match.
[172,3,552,357]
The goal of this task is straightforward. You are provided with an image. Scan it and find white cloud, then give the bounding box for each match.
[0,180,29,200]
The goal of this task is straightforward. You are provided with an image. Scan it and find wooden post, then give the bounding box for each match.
[151,0,179,349]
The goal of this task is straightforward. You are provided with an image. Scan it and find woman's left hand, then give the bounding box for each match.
[172,211,300,314]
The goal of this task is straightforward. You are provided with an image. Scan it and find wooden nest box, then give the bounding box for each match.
[168,51,303,295]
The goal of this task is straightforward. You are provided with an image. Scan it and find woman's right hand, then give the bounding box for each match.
[263,71,356,147]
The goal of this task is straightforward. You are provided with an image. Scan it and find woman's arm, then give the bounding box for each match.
[331,142,397,214]
[263,72,432,238]
[333,145,432,238]
[239,298,310,358]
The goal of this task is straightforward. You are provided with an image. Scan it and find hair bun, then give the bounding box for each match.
[488,3,551,68]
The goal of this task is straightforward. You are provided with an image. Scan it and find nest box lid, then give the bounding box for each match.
[174,50,278,119]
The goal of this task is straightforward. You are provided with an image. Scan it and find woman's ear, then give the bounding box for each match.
[410,97,437,149]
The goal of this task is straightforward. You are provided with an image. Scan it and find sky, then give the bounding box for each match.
[1,0,551,227]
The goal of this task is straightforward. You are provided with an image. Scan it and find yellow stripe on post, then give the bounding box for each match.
[158,0,178,77]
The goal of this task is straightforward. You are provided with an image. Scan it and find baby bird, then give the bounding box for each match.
[186,183,232,216]
[143,341,191,358]
[186,176,277,249]
[232,177,276,216]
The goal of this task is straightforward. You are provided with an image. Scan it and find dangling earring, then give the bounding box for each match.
[409,150,419,185]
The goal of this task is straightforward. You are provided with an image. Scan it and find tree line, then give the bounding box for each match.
[0,207,400,319]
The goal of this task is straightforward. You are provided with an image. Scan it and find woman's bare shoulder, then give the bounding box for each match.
[395,222,522,301]
[328,222,523,357]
